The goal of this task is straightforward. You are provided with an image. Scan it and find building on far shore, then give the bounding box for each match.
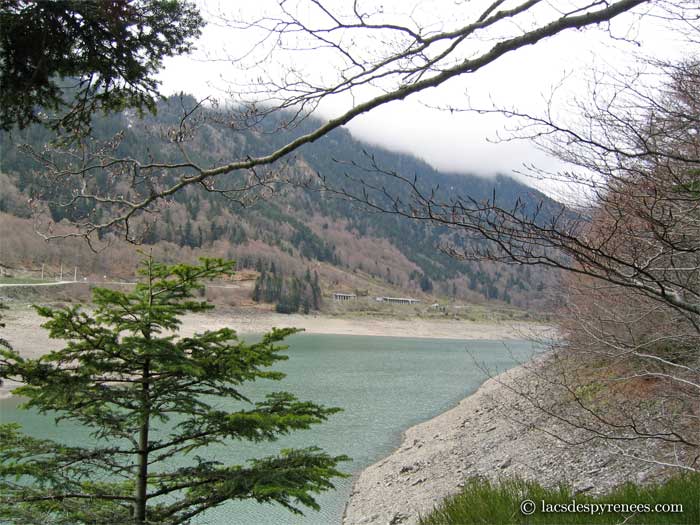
[375,296,420,305]
[333,292,357,301]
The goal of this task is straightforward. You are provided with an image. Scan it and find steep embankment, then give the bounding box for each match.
[343,356,673,525]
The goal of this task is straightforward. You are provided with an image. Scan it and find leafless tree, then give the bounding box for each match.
[495,273,700,473]
[315,56,700,316]
[14,0,680,244]
[321,52,700,468]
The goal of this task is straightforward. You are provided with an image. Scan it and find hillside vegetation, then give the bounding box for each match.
[0,96,556,310]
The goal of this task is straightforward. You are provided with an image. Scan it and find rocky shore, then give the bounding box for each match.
[343,356,672,525]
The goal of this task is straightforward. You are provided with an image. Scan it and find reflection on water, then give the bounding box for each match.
[0,333,537,524]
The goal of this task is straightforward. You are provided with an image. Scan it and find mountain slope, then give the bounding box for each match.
[0,95,557,308]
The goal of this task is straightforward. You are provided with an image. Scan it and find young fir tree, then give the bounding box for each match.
[0,301,10,354]
[0,257,347,524]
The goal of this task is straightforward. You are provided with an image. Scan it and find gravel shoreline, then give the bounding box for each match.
[343,356,672,525]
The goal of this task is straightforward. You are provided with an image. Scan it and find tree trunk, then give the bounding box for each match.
[134,358,151,522]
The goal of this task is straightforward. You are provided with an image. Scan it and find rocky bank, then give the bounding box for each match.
[343,355,673,525]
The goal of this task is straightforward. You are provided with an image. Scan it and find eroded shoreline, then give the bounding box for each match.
[343,356,670,525]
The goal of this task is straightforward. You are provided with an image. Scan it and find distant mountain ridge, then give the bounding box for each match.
[0,95,556,308]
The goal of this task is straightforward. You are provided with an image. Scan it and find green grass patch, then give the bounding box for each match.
[419,474,700,525]
[0,276,53,285]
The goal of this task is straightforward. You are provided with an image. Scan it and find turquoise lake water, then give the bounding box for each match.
[0,333,538,524]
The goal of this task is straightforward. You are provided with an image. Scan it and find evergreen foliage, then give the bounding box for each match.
[0,1,204,132]
[253,264,322,314]
[419,274,434,293]
[0,302,10,354]
[0,257,347,524]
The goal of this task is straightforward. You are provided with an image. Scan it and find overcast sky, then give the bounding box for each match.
[158,1,689,184]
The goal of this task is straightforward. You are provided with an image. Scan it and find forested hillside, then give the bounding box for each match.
[0,95,555,308]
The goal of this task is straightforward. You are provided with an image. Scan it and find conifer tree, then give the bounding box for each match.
[0,0,204,133]
[0,257,347,524]
[0,302,10,355]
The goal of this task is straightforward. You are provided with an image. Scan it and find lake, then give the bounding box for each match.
[0,333,538,524]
